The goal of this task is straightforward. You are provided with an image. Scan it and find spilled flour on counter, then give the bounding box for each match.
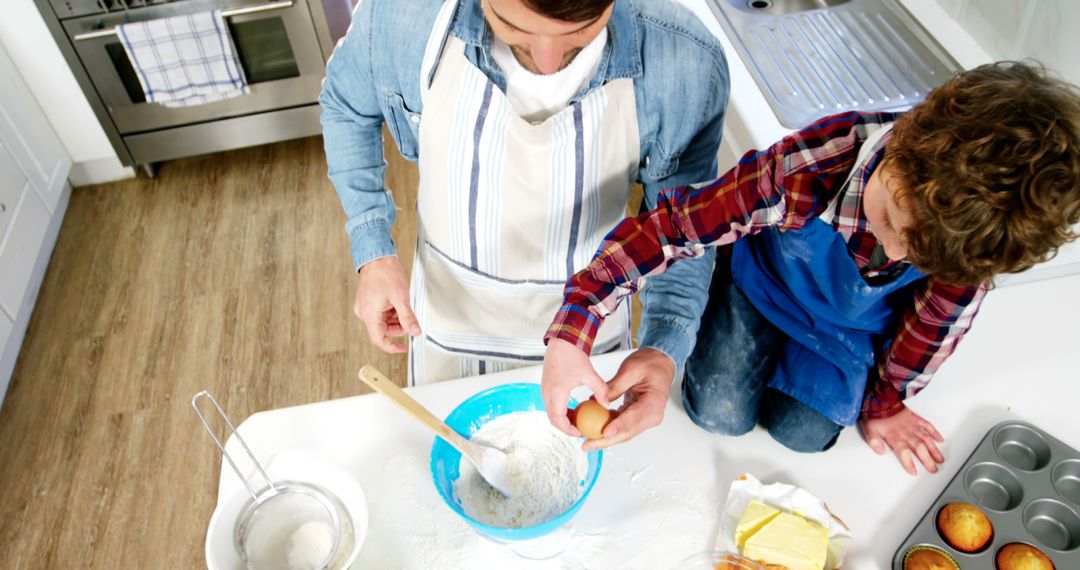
[454,411,587,528]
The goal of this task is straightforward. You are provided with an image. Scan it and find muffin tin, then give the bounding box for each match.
[893,420,1080,568]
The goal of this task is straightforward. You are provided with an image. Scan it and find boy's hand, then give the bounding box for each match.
[583,348,675,451]
[542,339,610,437]
[859,406,945,476]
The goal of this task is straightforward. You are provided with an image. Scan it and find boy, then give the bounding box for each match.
[540,62,1080,475]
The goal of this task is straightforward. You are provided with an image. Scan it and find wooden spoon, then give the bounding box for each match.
[357,366,515,496]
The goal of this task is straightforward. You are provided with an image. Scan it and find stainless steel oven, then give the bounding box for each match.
[36,0,337,172]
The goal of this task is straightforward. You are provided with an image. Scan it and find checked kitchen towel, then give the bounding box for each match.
[117,11,249,108]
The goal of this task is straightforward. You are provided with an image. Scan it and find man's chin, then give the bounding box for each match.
[512,48,582,75]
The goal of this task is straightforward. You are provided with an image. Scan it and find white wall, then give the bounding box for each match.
[0,0,133,185]
[932,0,1079,84]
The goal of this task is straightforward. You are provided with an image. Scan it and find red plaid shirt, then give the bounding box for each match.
[545,112,987,419]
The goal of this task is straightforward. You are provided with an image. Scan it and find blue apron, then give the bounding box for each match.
[730,210,925,426]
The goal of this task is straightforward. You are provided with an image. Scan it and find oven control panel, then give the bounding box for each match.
[47,0,175,20]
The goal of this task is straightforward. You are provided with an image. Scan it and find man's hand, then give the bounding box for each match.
[583,348,675,451]
[542,339,611,437]
[859,405,945,475]
[354,256,420,353]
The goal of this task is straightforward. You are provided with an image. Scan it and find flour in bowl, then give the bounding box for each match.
[454,411,588,528]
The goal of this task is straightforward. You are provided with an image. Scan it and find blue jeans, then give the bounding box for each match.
[682,252,843,453]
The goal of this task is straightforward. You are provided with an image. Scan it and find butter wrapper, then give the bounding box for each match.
[719,473,853,569]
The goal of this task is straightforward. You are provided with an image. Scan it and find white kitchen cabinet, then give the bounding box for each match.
[716,125,739,177]
[0,103,68,217]
[0,41,72,403]
[0,312,11,371]
[0,140,27,240]
[716,102,757,176]
[0,188,50,319]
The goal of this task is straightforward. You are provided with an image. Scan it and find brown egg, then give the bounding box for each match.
[573,400,612,440]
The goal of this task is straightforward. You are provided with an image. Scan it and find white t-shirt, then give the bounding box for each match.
[490,27,608,123]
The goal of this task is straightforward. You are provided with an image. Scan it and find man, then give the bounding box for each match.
[321,0,729,385]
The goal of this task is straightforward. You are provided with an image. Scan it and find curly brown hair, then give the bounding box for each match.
[886,61,1080,286]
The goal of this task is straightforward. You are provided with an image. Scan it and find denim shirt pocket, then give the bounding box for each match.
[385,92,421,161]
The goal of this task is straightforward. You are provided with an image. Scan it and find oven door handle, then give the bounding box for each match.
[73,0,295,41]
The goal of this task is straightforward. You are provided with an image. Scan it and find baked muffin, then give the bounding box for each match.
[936,502,994,553]
[903,546,960,570]
[996,542,1055,570]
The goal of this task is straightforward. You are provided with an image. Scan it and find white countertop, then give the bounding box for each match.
[216,273,1080,569]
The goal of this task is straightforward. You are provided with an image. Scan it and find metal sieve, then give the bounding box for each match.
[193,391,353,569]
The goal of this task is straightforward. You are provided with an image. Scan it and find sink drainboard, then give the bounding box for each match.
[707,0,961,128]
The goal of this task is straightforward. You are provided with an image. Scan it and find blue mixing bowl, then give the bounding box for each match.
[429,383,603,541]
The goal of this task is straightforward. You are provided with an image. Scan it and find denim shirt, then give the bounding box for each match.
[320,0,730,368]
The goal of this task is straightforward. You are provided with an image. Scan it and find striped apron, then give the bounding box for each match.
[408,1,639,384]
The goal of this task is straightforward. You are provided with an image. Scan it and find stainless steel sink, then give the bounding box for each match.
[732,0,852,16]
[706,0,961,128]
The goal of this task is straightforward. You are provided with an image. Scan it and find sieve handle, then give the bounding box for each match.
[357,366,474,456]
[191,391,275,501]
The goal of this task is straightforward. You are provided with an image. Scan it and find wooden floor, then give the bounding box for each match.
[0,134,419,568]
[0,131,645,567]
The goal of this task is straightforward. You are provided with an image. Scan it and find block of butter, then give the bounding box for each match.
[735,500,781,549]
[736,501,828,570]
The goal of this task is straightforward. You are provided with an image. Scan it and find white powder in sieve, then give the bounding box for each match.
[286,520,333,570]
[453,411,588,528]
